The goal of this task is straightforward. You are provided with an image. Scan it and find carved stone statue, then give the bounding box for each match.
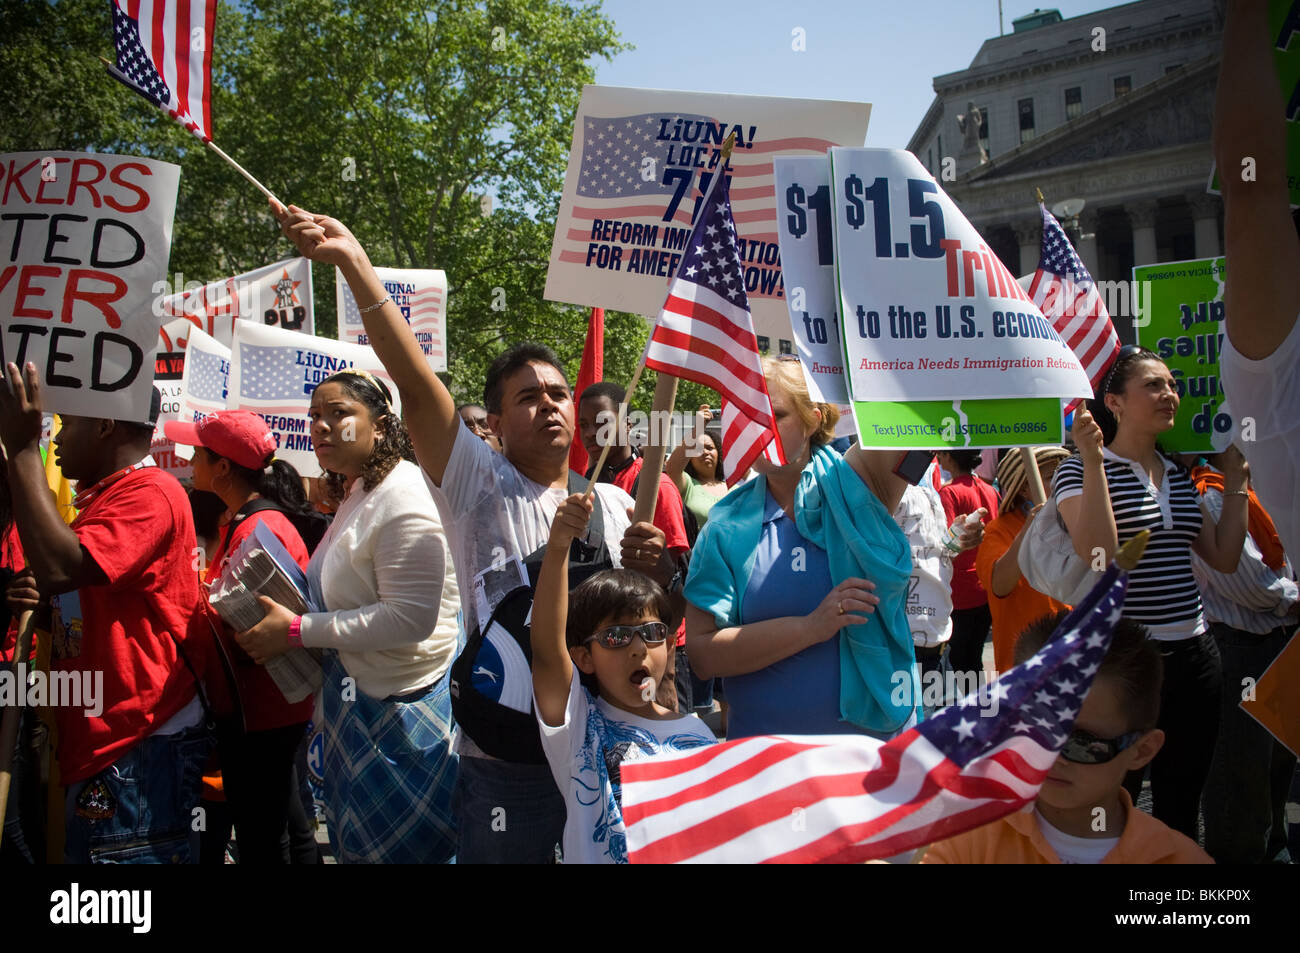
[956,102,989,163]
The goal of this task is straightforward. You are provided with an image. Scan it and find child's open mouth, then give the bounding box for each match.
[629,666,651,686]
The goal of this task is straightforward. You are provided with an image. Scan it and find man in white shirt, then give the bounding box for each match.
[1214,0,1300,558]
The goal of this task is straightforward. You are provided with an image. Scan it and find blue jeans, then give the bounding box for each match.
[1201,622,1297,864]
[64,723,211,864]
[452,756,566,863]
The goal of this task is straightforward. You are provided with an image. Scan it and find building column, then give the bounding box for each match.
[1012,219,1041,279]
[1129,200,1159,267]
[1189,194,1222,259]
[1076,208,1101,277]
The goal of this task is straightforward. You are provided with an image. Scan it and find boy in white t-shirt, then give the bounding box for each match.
[531,493,716,863]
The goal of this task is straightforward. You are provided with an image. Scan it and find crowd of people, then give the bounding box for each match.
[0,1,1296,866]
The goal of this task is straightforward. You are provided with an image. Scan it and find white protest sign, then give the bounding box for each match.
[151,323,192,479]
[0,151,180,420]
[228,320,400,475]
[170,325,232,463]
[830,148,1089,448]
[773,155,853,433]
[156,257,314,348]
[336,266,447,371]
[544,85,870,335]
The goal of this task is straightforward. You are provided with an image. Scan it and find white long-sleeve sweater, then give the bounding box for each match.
[301,459,460,699]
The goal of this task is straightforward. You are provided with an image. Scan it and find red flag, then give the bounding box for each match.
[569,307,604,475]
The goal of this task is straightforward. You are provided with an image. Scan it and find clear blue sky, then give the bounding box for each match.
[592,0,1119,149]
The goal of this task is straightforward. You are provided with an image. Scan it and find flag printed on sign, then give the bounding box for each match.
[171,325,230,462]
[336,266,448,372]
[1029,204,1120,400]
[643,172,784,484]
[109,0,217,141]
[621,559,1132,863]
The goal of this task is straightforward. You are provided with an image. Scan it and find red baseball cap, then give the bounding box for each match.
[165,411,277,470]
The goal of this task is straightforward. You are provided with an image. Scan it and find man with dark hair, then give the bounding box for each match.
[274,201,676,863]
[579,381,693,709]
[924,611,1210,864]
[0,366,209,863]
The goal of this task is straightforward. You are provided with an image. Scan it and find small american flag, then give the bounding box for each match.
[238,343,317,404]
[643,172,784,483]
[621,559,1131,863]
[108,0,216,142]
[188,348,228,402]
[1028,205,1120,401]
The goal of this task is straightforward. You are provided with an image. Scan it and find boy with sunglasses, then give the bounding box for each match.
[924,611,1211,864]
[531,493,716,863]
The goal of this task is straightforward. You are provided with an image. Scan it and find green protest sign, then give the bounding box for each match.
[1208,0,1300,208]
[1133,257,1229,453]
[852,398,1064,450]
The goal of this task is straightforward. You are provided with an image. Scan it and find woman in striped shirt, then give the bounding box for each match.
[1054,345,1248,840]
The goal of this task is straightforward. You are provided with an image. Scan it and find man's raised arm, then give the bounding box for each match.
[1213,0,1300,360]
[274,202,460,483]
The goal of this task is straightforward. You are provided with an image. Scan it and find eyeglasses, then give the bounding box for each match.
[1058,727,1144,764]
[584,621,670,649]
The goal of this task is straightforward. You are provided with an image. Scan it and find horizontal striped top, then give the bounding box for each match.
[1054,448,1205,636]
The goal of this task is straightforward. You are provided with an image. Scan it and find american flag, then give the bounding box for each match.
[339,268,447,367]
[238,343,316,407]
[621,558,1132,863]
[1028,205,1120,401]
[558,113,838,303]
[643,172,784,483]
[187,347,228,403]
[108,0,217,142]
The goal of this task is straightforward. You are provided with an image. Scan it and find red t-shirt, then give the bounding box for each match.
[608,456,690,646]
[54,467,202,783]
[2,523,26,660]
[939,474,1000,611]
[205,508,314,732]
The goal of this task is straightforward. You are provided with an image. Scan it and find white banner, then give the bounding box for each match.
[773,155,853,432]
[544,86,870,339]
[830,148,1090,403]
[336,266,447,371]
[157,257,314,348]
[0,151,180,420]
[228,320,400,475]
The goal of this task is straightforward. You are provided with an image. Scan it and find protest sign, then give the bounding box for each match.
[773,155,853,432]
[0,150,179,421]
[829,148,1089,448]
[1134,256,1230,453]
[1208,0,1299,208]
[151,325,192,479]
[336,266,447,371]
[170,325,232,464]
[228,320,400,474]
[156,257,314,348]
[544,85,870,339]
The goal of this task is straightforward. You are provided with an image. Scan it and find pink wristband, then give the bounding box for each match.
[287,615,303,648]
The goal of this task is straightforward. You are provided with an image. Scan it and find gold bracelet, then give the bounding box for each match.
[359,294,390,314]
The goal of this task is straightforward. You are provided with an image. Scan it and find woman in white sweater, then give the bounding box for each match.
[236,368,460,863]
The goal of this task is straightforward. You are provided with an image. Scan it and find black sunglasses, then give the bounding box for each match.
[584,621,670,649]
[1059,727,1144,764]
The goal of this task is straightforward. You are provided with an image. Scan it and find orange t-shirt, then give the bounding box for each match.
[976,509,1067,674]
[922,789,1212,864]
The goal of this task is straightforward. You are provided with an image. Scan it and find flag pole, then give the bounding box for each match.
[99,56,282,206]
[1013,188,1050,506]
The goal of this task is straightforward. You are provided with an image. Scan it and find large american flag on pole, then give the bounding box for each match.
[621,558,1132,863]
[1028,204,1120,402]
[108,0,217,142]
[643,171,784,483]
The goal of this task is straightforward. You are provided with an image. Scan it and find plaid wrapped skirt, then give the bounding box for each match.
[319,652,458,863]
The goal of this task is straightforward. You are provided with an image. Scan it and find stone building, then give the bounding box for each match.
[907,0,1224,344]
